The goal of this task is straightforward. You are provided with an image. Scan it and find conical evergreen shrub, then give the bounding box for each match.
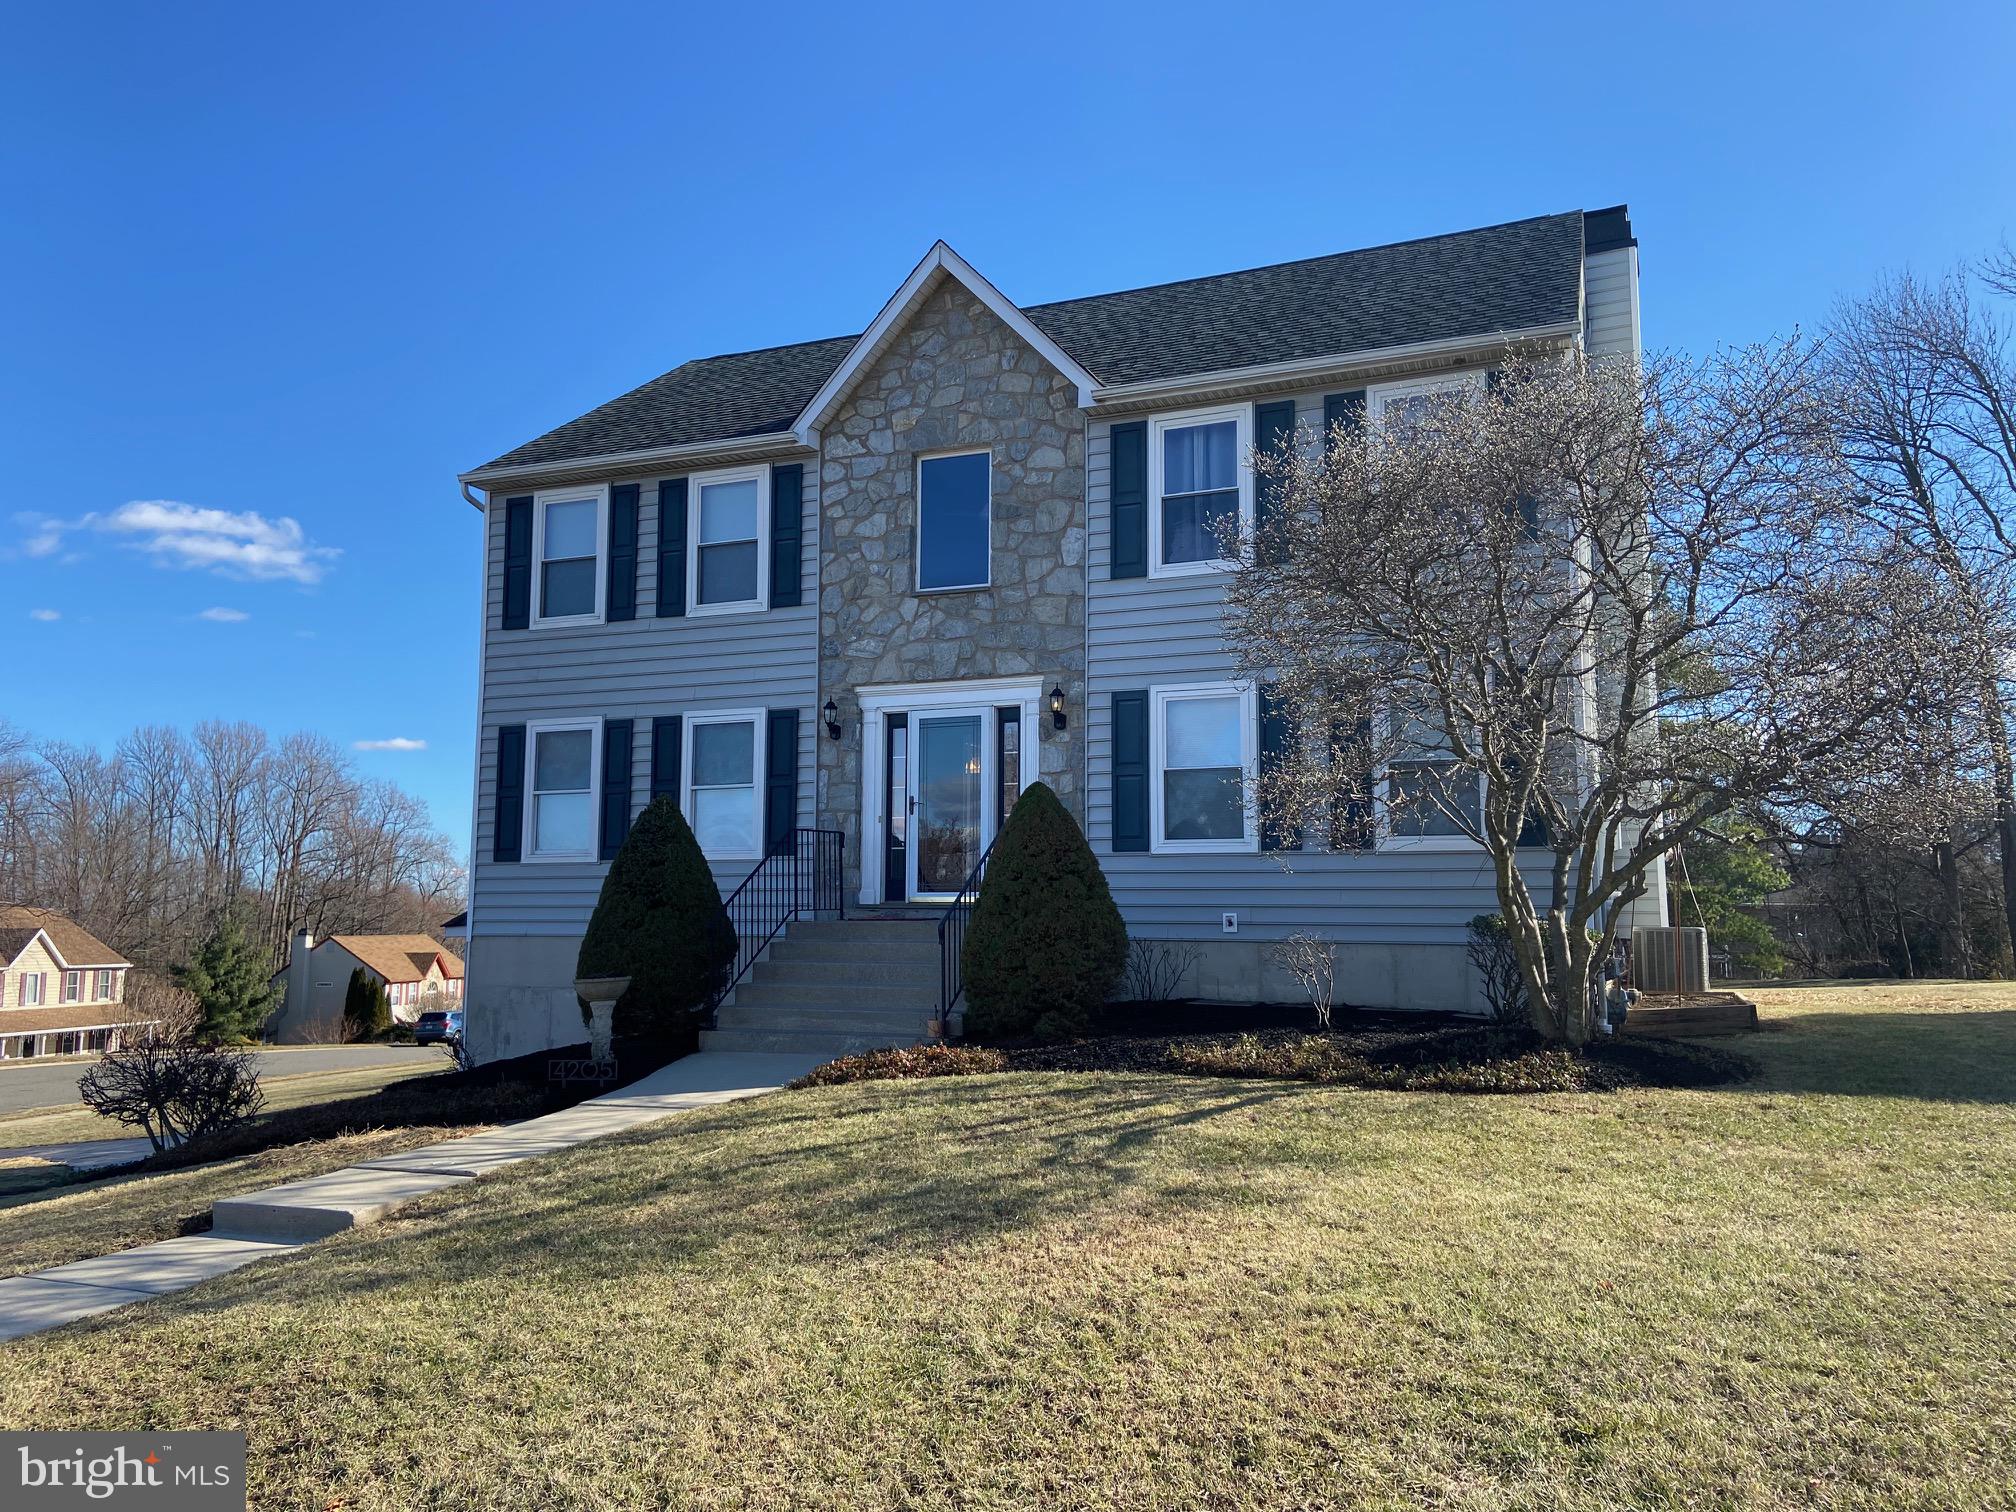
[577,795,738,1040]
[961,782,1127,1041]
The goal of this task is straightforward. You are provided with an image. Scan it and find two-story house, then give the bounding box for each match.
[0,906,145,1058]
[457,207,1667,1063]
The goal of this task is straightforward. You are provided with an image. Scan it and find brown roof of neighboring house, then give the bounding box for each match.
[324,935,464,984]
[0,907,132,970]
[0,1004,159,1036]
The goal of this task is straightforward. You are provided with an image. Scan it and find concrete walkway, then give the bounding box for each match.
[0,1051,820,1343]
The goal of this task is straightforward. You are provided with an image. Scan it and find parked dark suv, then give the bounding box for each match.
[414,1009,463,1046]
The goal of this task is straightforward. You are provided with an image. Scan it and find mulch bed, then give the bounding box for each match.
[792,1007,1754,1095]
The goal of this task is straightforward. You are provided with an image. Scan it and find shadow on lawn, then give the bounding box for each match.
[151,1075,1305,1319]
[1728,1009,2016,1104]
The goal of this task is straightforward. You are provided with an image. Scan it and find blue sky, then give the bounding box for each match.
[4,1,2011,853]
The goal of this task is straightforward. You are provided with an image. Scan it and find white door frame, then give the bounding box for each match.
[856,676,1043,907]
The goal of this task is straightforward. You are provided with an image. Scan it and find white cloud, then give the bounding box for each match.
[354,737,427,752]
[28,608,59,622]
[197,606,250,622]
[13,501,340,585]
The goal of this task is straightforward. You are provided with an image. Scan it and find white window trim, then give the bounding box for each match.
[680,708,768,862]
[61,970,80,1003]
[687,465,771,617]
[1150,681,1258,855]
[1367,370,1486,430]
[915,448,992,593]
[20,972,45,1006]
[530,483,610,629]
[521,718,602,863]
[1148,404,1253,579]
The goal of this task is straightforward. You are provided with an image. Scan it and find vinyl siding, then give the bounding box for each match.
[1088,386,1519,946]
[1583,246,1640,360]
[473,456,820,935]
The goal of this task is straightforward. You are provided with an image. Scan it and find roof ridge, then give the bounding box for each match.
[1023,210,1584,316]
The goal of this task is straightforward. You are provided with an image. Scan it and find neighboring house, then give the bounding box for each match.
[456,207,1669,1063]
[271,930,465,1041]
[438,911,468,948]
[0,906,147,1059]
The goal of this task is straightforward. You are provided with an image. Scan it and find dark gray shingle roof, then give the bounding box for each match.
[476,210,1590,473]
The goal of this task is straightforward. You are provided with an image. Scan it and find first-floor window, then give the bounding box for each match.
[1385,757,1483,841]
[18,972,45,1007]
[61,970,80,1002]
[683,712,763,860]
[526,721,600,860]
[1152,684,1256,852]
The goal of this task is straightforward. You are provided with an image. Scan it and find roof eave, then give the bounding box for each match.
[1085,322,1584,413]
[459,430,812,498]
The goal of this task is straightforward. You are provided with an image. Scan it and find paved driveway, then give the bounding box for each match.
[0,1045,444,1118]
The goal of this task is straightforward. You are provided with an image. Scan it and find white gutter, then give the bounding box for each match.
[1085,322,1582,409]
[459,430,808,491]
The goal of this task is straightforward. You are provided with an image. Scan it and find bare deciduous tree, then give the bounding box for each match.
[1225,344,1972,1045]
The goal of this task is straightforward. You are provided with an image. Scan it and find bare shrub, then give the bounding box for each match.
[1272,931,1339,1031]
[1466,914,1528,1027]
[79,1003,265,1152]
[1121,939,1201,1004]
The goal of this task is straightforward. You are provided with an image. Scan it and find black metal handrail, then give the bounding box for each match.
[936,832,1000,1036]
[709,828,845,1015]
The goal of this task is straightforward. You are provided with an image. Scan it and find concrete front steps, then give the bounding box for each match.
[699,917,941,1059]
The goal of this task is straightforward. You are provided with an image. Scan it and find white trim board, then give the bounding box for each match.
[793,242,1099,443]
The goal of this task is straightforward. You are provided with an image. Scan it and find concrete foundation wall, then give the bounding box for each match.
[465,933,586,1065]
[1169,938,1484,1015]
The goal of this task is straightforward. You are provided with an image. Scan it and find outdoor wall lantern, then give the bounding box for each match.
[823,699,842,741]
[1050,684,1067,731]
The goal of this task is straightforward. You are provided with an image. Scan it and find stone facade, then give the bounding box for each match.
[817,275,1087,899]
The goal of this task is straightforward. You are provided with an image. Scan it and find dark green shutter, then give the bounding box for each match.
[1111,690,1150,852]
[501,497,533,630]
[600,718,633,860]
[655,479,688,618]
[1257,684,1300,851]
[1328,717,1375,851]
[1322,390,1366,450]
[764,709,799,855]
[769,464,803,608]
[607,485,639,621]
[1109,421,1148,579]
[649,716,682,801]
[493,724,526,862]
[1254,401,1296,536]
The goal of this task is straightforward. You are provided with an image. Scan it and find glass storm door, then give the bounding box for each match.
[908,712,987,899]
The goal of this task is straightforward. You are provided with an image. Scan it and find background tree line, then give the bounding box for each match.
[0,717,464,978]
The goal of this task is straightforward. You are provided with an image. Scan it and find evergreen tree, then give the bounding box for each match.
[173,913,280,1042]
[1673,818,1791,977]
[577,795,737,1040]
[961,782,1127,1041]
[343,966,391,1041]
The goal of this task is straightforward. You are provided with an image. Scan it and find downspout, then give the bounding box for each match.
[461,481,488,1058]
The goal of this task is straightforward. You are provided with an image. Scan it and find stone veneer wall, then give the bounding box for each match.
[818,275,1087,900]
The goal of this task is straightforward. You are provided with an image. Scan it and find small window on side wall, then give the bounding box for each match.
[690,469,767,613]
[533,487,606,625]
[525,721,599,861]
[917,451,991,591]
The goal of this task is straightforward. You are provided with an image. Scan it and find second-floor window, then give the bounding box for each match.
[917,450,991,591]
[534,486,606,625]
[61,970,80,1002]
[525,720,600,861]
[95,969,114,999]
[691,468,767,613]
[1151,407,1250,576]
[18,972,45,1006]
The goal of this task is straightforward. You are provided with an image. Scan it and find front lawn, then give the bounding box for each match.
[0,982,2011,1509]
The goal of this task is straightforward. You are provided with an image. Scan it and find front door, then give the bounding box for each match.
[907,710,989,900]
